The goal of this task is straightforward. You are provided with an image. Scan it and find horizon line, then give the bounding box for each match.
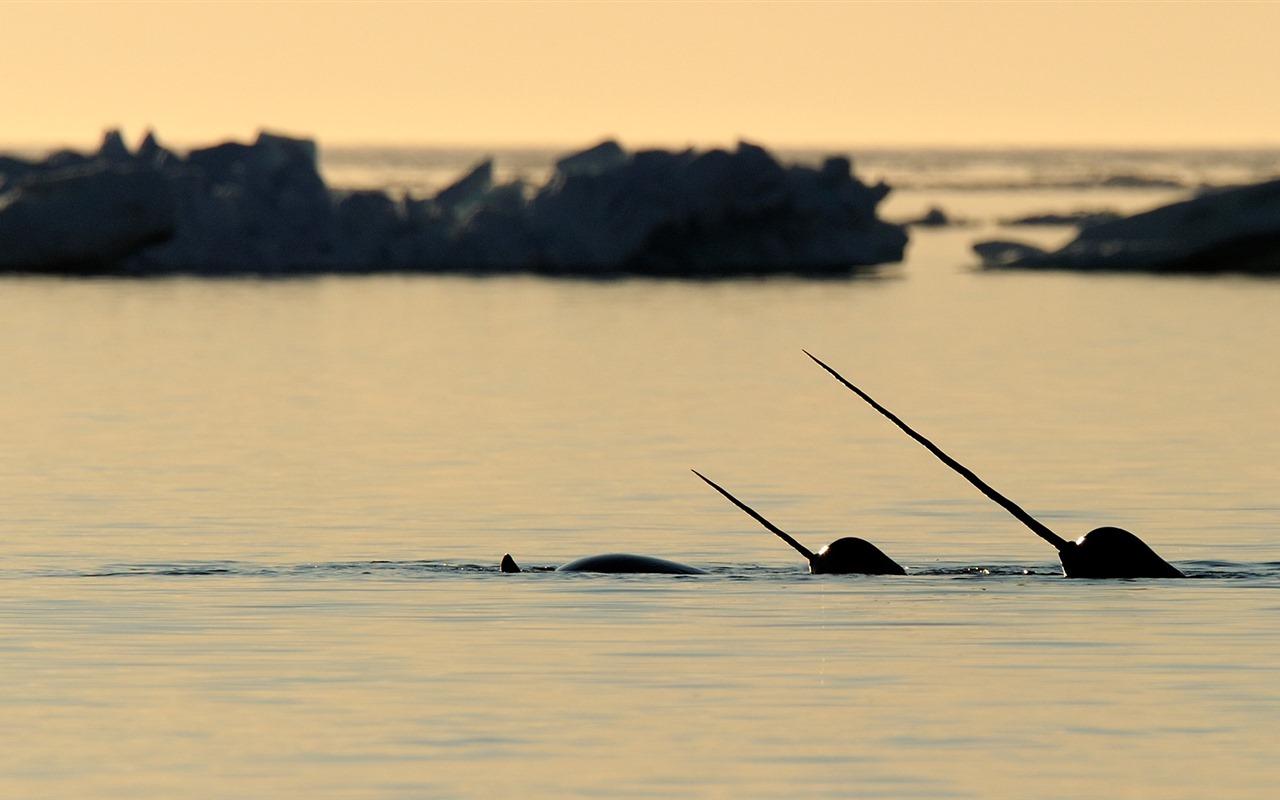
[5,132,1280,156]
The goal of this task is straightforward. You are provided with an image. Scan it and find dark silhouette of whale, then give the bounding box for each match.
[803,350,1184,579]
[499,552,707,574]
[692,469,905,575]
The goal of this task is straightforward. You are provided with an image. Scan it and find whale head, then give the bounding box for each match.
[1058,526,1183,578]
[810,537,906,575]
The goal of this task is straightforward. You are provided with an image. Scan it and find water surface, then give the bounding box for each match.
[2,154,1279,798]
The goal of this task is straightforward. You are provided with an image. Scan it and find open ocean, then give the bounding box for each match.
[2,145,1279,798]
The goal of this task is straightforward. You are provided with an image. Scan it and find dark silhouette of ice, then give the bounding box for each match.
[0,130,907,277]
[0,162,177,272]
[902,206,962,228]
[975,179,1280,273]
[999,209,1122,229]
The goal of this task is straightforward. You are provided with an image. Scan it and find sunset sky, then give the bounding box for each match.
[5,0,1279,150]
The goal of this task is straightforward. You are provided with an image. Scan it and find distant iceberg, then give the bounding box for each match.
[0,130,907,277]
[974,179,1280,273]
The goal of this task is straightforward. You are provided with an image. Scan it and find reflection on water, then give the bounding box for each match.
[3,179,1280,797]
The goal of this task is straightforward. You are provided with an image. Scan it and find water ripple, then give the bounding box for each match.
[20,559,1277,584]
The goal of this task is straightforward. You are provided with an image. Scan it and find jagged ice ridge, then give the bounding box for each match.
[0,130,907,277]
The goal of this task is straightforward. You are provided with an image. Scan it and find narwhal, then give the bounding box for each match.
[803,350,1184,579]
[499,552,707,574]
[692,469,905,575]
[499,465,906,576]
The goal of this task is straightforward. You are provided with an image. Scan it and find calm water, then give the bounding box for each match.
[2,150,1279,798]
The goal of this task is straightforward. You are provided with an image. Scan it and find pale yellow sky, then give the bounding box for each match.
[4,0,1279,150]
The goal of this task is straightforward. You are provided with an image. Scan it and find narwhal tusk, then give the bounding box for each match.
[692,469,817,561]
[803,350,1071,553]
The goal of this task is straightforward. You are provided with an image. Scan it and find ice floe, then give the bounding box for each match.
[0,130,907,277]
[974,179,1280,273]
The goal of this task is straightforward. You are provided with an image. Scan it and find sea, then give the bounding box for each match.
[2,145,1279,799]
